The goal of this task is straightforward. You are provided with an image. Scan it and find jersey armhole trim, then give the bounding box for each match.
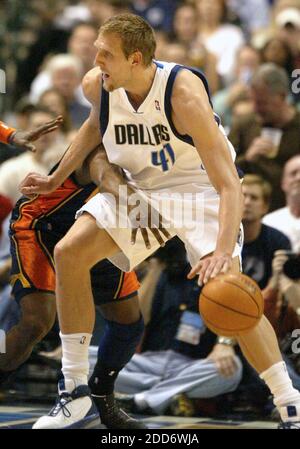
[99,82,109,137]
[164,64,215,146]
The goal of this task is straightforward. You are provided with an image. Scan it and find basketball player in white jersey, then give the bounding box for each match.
[20,14,300,429]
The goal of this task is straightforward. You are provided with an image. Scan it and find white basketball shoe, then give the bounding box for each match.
[33,379,102,429]
[278,405,300,429]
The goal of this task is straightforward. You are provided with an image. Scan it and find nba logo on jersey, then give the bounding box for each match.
[0,329,6,353]
[155,100,160,111]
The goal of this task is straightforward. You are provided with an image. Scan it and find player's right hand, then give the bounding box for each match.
[19,172,58,197]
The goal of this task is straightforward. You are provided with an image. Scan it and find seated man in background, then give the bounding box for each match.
[109,238,242,417]
[263,155,300,254]
[242,174,292,290]
[229,63,300,211]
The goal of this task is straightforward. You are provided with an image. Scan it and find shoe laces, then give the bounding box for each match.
[49,393,72,418]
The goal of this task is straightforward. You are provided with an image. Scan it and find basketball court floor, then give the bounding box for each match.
[0,404,277,429]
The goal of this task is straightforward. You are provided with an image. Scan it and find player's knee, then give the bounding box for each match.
[54,238,92,268]
[22,320,51,344]
[22,311,55,344]
[54,239,77,267]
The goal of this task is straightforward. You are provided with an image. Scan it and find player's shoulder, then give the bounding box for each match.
[82,67,102,106]
[171,67,208,105]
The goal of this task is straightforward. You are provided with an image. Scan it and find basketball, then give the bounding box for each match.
[199,273,264,337]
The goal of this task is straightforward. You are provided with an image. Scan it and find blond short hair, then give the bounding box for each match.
[99,13,156,66]
[242,174,272,205]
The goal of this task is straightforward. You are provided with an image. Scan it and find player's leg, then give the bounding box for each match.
[224,257,300,427]
[54,212,119,334]
[0,292,56,372]
[88,265,146,429]
[181,188,300,427]
[33,213,120,429]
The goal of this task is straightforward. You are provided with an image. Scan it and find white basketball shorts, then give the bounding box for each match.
[75,184,243,272]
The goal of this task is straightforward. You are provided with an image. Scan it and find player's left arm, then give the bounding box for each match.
[171,69,243,284]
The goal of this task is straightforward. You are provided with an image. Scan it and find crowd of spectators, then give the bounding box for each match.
[0,0,300,420]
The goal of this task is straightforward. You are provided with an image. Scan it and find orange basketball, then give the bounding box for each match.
[199,273,264,337]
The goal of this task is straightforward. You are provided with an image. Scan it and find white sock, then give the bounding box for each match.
[60,332,92,392]
[260,361,300,421]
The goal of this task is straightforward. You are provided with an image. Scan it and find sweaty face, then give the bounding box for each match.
[242,184,268,223]
[94,33,132,92]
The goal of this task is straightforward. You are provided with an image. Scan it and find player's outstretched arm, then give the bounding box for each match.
[19,68,102,196]
[0,117,63,151]
[171,70,243,284]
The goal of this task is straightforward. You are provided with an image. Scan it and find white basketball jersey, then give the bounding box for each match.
[100,61,237,192]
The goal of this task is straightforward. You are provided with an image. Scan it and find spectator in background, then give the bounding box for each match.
[260,36,299,102]
[213,44,261,127]
[31,54,90,129]
[263,155,300,252]
[242,174,291,289]
[29,22,98,106]
[268,249,300,312]
[39,88,72,134]
[159,42,189,66]
[261,36,295,76]
[229,63,300,211]
[172,2,199,49]
[49,54,90,128]
[171,2,219,94]
[14,1,73,100]
[275,6,300,62]
[226,0,271,36]
[131,0,179,33]
[113,239,242,417]
[67,22,98,76]
[0,107,64,204]
[195,0,245,85]
[84,0,132,24]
